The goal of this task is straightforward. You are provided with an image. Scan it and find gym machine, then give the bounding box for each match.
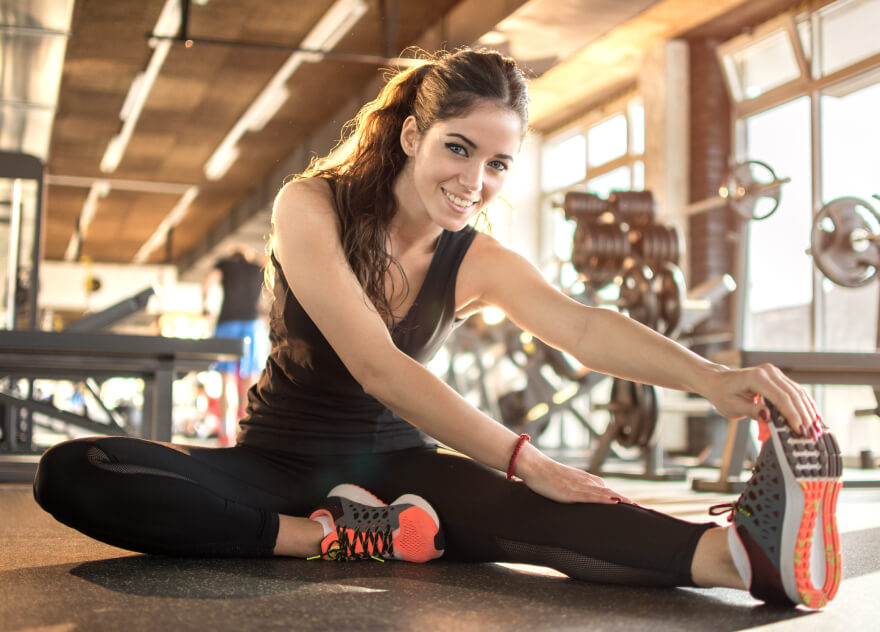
[443,160,788,479]
[561,161,787,480]
[0,152,243,482]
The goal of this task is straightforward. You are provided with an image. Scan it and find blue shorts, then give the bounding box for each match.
[213,319,266,378]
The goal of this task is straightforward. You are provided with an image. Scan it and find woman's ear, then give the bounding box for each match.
[400,115,420,156]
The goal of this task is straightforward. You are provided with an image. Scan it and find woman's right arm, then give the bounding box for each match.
[272,180,626,505]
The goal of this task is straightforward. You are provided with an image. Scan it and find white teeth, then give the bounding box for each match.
[444,189,476,208]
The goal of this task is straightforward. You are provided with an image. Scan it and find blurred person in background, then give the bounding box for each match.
[202,246,267,445]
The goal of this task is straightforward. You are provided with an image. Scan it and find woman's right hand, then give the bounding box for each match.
[516,443,634,505]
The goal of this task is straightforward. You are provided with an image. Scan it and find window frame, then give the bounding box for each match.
[722,0,880,352]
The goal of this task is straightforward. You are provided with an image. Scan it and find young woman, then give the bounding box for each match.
[34,49,841,608]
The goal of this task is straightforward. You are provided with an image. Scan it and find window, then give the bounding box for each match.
[540,96,645,281]
[541,132,586,192]
[724,28,802,99]
[728,0,880,455]
[820,70,880,351]
[816,0,880,76]
[731,2,880,354]
[717,14,808,107]
[586,166,633,198]
[587,114,627,167]
[742,97,813,350]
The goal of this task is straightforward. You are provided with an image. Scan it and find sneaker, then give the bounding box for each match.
[710,402,843,608]
[308,483,445,563]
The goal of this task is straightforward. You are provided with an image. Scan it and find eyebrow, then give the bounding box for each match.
[447,133,514,162]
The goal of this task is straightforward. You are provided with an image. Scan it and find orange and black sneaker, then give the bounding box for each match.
[308,484,445,563]
[711,401,843,608]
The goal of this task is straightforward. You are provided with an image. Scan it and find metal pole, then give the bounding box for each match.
[30,173,45,330]
[6,179,22,330]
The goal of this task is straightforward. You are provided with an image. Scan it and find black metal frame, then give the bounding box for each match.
[694,350,880,492]
[0,331,242,481]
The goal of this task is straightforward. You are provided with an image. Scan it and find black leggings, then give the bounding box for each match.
[33,437,716,587]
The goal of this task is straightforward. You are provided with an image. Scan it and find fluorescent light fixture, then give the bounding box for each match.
[300,0,368,60]
[64,180,111,261]
[99,135,125,173]
[62,236,78,262]
[100,0,180,173]
[119,72,147,121]
[204,145,240,181]
[202,0,367,181]
[79,181,111,235]
[245,85,291,132]
[133,186,200,262]
[478,30,507,46]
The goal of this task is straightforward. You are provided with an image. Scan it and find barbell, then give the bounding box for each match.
[681,160,789,221]
[561,160,789,224]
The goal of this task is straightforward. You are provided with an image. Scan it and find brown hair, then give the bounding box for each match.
[270,48,529,323]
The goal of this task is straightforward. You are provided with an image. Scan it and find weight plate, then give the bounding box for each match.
[610,379,658,448]
[654,261,686,338]
[618,259,659,329]
[725,160,783,221]
[810,197,880,288]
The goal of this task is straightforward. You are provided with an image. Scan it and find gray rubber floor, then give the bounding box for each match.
[2,474,879,631]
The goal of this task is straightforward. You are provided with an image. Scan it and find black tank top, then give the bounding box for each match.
[239,224,478,454]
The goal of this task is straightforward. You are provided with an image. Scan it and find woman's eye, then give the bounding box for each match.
[446,142,467,156]
[489,160,509,172]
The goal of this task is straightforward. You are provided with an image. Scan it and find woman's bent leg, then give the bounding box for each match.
[33,437,308,556]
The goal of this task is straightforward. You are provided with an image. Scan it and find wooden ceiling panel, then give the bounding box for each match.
[142,74,213,116]
[43,186,87,260]
[68,0,165,64]
[79,190,179,261]
[39,0,580,271]
[120,131,179,174]
[236,1,335,44]
[122,193,181,237]
[190,0,333,44]
[47,0,165,181]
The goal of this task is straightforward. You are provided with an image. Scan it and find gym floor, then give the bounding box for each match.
[2,470,879,632]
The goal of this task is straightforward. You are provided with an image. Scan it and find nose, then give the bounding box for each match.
[459,162,483,192]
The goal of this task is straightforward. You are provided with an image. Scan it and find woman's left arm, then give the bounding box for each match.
[458,234,819,436]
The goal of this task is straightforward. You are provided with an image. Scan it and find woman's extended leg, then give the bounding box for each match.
[691,526,745,588]
[331,447,720,587]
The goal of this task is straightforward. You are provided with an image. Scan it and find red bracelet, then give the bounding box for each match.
[506,433,531,480]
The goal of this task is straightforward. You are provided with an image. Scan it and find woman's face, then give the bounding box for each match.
[400,101,523,231]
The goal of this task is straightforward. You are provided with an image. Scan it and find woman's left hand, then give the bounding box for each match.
[701,363,822,439]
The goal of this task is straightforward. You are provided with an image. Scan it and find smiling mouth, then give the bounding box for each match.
[443,188,478,209]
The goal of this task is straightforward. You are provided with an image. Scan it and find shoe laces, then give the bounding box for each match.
[316,524,394,562]
[708,500,752,522]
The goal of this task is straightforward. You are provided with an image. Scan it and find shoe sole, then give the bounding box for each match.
[766,412,843,608]
[327,483,386,507]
